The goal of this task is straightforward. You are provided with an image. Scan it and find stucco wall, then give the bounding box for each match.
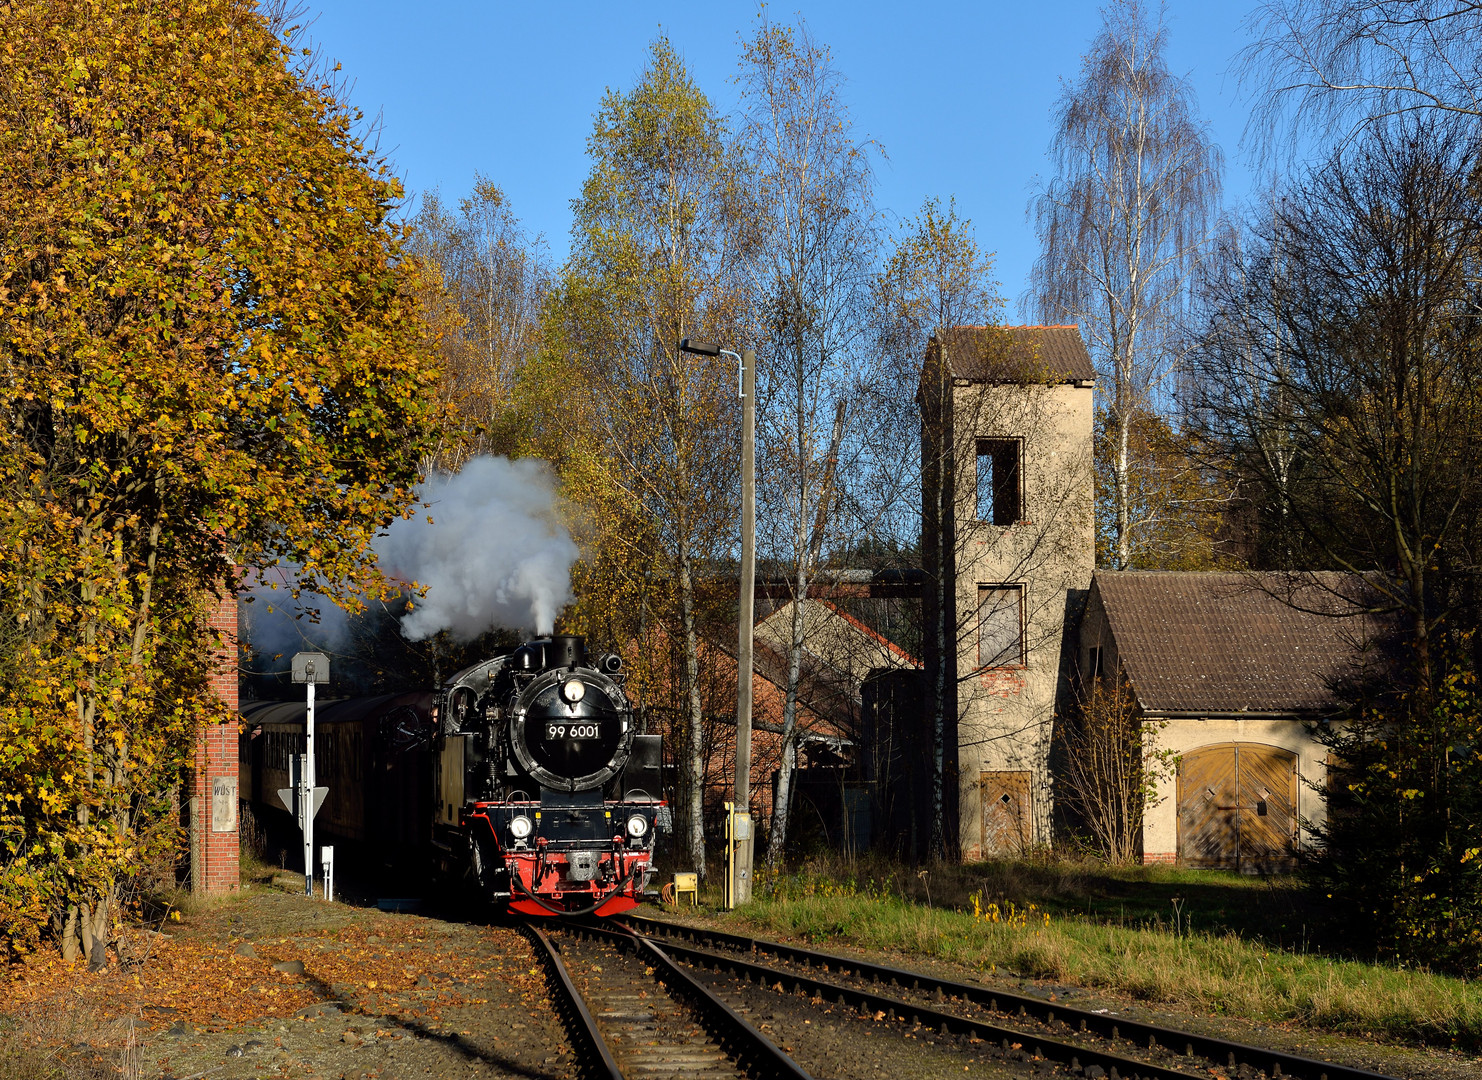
[951,380,1095,858]
[1142,716,1330,862]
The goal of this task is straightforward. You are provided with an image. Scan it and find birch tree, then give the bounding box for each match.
[1240,0,1482,149]
[1027,0,1222,569]
[556,38,752,879]
[408,180,550,467]
[735,16,879,864]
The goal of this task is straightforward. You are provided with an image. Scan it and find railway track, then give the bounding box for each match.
[526,922,811,1080]
[621,914,1404,1080]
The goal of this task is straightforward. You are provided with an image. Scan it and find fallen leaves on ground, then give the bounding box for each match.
[4,913,548,1036]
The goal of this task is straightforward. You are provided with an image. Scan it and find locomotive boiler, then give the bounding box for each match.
[434,634,665,916]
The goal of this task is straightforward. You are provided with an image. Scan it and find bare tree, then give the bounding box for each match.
[1192,118,1482,693]
[1188,210,1306,568]
[1055,675,1174,862]
[1026,0,1223,570]
[1240,0,1482,151]
[735,15,880,864]
[408,179,550,467]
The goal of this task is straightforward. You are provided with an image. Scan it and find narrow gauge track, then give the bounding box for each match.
[526,922,812,1080]
[623,915,1402,1080]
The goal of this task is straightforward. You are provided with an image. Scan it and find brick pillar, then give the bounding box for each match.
[190,587,240,894]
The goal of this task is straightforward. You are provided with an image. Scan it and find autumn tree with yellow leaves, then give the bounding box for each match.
[541,38,754,879]
[0,0,443,957]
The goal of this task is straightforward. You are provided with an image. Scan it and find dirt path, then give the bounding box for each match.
[3,879,574,1080]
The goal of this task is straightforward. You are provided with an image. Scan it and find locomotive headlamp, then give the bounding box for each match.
[626,813,649,838]
[510,815,533,840]
[560,678,586,704]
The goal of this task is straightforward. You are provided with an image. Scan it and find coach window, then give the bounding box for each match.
[978,585,1025,667]
[976,438,1022,525]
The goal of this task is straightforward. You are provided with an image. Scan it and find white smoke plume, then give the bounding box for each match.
[376,455,579,639]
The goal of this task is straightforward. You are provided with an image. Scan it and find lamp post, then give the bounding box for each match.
[680,337,755,908]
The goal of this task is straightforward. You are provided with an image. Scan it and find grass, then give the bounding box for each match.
[0,1018,62,1080]
[0,1005,134,1080]
[690,855,1482,1050]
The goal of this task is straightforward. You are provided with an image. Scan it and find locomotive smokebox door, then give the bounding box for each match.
[292,653,330,684]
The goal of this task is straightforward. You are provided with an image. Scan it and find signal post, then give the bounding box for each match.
[280,652,329,895]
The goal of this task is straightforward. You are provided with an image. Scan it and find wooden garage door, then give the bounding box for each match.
[981,771,1032,855]
[1177,743,1297,870]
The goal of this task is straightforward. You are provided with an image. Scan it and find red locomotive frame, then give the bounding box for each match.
[466,802,653,916]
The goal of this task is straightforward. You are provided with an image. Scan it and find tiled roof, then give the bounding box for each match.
[816,600,921,668]
[940,325,1095,384]
[1094,571,1379,714]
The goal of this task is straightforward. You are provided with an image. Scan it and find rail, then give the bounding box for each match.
[624,914,1401,1080]
[567,921,814,1080]
[525,925,624,1080]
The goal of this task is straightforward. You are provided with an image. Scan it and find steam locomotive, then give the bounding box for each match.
[241,634,666,916]
[436,633,664,915]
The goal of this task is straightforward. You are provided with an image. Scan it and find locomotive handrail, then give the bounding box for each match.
[622,788,660,802]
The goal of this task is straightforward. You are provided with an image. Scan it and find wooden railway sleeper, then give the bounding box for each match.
[623,916,1397,1080]
[640,932,1196,1080]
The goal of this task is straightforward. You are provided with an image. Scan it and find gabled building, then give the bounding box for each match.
[1078,571,1376,868]
[752,598,922,853]
[919,324,1377,869]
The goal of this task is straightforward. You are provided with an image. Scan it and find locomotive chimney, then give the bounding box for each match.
[550,634,585,670]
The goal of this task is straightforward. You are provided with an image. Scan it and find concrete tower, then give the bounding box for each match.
[921,326,1096,859]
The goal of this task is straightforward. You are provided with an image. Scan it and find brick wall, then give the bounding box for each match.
[190,588,240,894]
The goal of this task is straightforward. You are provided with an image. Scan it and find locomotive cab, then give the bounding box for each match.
[434,634,664,915]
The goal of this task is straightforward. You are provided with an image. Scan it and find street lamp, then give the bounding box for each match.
[679,337,755,908]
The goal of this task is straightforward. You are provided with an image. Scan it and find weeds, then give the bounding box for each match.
[726,862,1482,1050]
[968,892,1050,930]
[0,1018,61,1080]
[0,1003,133,1080]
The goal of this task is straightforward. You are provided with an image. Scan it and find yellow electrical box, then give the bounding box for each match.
[673,872,698,907]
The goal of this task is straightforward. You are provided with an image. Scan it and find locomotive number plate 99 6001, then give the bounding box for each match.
[546,723,601,740]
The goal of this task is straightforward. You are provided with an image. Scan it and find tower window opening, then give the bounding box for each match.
[976,438,1022,525]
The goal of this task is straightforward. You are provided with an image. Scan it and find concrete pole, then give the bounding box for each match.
[733,348,757,905]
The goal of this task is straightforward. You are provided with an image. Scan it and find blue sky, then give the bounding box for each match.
[304,1,1266,321]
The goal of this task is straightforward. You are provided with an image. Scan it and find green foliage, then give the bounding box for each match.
[1311,655,1482,973]
[0,0,442,953]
